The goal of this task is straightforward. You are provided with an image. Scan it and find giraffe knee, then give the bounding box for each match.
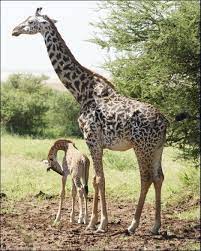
[60,189,65,199]
[96,175,105,185]
[141,172,153,183]
[92,176,98,189]
[153,168,164,183]
[71,188,76,198]
[78,187,84,197]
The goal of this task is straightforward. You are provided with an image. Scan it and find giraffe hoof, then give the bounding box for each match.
[83,219,88,225]
[70,217,75,224]
[85,224,96,231]
[53,220,60,226]
[126,228,135,235]
[150,229,160,235]
[95,228,106,233]
[78,218,84,224]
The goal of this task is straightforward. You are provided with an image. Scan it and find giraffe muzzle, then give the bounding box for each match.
[12,25,26,36]
[47,166,64,176]
[12,30,21,36]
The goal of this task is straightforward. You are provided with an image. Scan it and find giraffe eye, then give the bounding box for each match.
[28,21,34,25]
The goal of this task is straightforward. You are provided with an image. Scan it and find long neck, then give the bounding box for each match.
[41,24,93,104]
[41,19,117,107]
[47,140,69,175]
[48,140,69,161]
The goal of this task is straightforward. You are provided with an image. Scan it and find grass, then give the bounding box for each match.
[1,134,200,209]
[184,242,200,251]
[175,207,200,221]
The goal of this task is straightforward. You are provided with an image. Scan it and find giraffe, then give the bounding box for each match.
[12,8,169,234]
[44,139,90,224]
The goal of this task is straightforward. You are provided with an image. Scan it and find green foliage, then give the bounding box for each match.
[1,74,81,137]
[90,0,200,160]
[45,91,81,138]
[179,165,200,196]
[103,149,137,171]
[1,74,50,136]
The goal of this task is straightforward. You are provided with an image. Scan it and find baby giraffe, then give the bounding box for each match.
[45,139,90,225]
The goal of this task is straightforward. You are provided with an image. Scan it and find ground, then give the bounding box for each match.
[1,194,200,251]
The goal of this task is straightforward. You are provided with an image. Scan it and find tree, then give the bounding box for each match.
[1,74,81,137]
[90,0,200,160]
[1,74,50,136]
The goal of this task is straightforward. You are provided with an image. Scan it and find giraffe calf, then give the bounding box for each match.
[44,139,90,224]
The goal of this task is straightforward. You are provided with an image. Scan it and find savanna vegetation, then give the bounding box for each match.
[1,133,199,209]
[1,132,199,250]
[90,0,200,161]
[1,0,199,198]
[1,0,199,204]
[1,1,200,250]
[1,74,81,138]
[2,1,199,161]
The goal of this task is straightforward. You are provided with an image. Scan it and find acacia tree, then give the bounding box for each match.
[90,0,200,160]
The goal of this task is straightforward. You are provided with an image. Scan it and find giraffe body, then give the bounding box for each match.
[79,95,167,151]
[46,139,90,224]
[12,8,169,234]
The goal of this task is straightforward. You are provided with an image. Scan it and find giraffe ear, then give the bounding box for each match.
[35,7,42,16]
[51,19,57,24]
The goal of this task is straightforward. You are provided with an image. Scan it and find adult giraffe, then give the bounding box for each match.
[12,8,169,234]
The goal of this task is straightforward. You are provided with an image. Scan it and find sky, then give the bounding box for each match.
[1,1,113,82]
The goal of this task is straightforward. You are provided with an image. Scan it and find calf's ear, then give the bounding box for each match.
[42,159,49,165]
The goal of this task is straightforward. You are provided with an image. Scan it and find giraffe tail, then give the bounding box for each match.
[175,112,190,121]
[84,185,88,195]
[83,156,90,195]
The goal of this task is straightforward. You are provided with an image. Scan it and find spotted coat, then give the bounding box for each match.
[12,8,169,234]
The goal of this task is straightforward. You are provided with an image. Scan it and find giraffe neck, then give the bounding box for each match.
[41,17,117,106]
[41,21,93,104]
[48,140,69,161]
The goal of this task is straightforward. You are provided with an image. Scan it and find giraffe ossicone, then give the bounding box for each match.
[12,8,169,234]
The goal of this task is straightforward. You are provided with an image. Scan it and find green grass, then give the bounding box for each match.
[184,242,200,251]
[1,134,200,206]
[175,207,200,221]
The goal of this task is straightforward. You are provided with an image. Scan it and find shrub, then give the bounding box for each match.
[1,74,50,136]
[90,0,200,161]
[44,91,81,138]
[1,74,81,138]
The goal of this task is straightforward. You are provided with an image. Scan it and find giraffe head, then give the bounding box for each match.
[44,157,64,176]
[12,7,57,37]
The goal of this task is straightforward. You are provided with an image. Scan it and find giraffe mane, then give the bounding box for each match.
[43,15,116,91]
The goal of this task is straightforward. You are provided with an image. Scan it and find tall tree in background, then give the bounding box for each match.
[90,0,200,160]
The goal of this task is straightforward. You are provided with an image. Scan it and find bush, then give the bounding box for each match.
[1,74,81,138]
[1,74,49,136]
[179,165,200,200]
[44,91,81,138]
[90,1,200,161]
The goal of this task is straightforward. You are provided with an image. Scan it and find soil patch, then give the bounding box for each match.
[1,196,200,250]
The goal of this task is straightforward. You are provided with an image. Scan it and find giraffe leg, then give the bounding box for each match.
[151,146,164,234]
[128,149,154,234]
[86,147,108,232]
[96,173,108,232]
[83,187,88,225]
[78,187,85,224]
[128,144,165,234]
[128,179,152,233]
[86,175,98,230]
[73,177,85,224]
[70,179,77,223]
[151,174,164,234]
[55,175,67,223]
